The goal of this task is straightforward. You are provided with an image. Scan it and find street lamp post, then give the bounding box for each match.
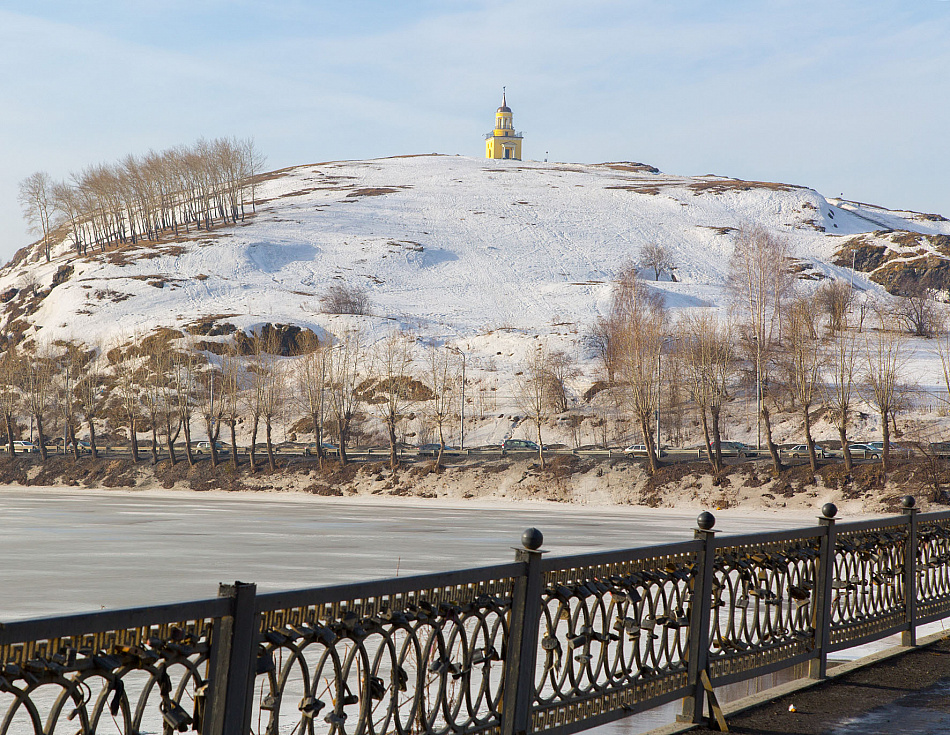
[446,346,466,451]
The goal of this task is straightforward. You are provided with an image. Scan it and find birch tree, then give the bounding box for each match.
[515,344,552,469]
[729,226,794,473]
[371,331,417,471]
[19,172,56,262]
[423,344,456,467]
[825,330,858,471]
[326,329,365,465]
[864,328,910,472]
[681,314,734,473]
[786,299,824,473]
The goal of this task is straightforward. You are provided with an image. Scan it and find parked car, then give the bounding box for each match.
[867,441,911,457]
[304,442,337,456]
[930,442,950,456]
[502,439,540,452]
[68,440,92,454]
[624,444,667,457]
[847,443,882,459]
[692,441,749,457]
[719,441,750,457]
[12,441,38,454]
[787,444,831,459]
[194,441,230,455]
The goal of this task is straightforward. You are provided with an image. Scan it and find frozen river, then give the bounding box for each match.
[0,486,823,620]
[0,487,909,735]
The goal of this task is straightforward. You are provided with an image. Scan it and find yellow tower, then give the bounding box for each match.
[485,89,523,160]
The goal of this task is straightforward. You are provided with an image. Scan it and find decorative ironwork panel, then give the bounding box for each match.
[916,516,950,621]
[253,576,517,735]
[0,618,214,734]
[829,522,907,648]
[531,551,698,732]
[708,537,821,681]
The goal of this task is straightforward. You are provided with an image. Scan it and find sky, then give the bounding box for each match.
[1,0,948,263]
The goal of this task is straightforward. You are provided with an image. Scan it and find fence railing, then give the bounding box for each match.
[1,496,949,734]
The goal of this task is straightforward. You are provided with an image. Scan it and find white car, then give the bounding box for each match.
[194,441,230,455]
[787,444,830,459]
[847,443,882,459]
[624,444,666,457]
[12,441,38,454]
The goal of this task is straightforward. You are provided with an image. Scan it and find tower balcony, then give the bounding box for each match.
[484,131,524,140]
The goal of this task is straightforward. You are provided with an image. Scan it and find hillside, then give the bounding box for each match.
[2,154,950,449]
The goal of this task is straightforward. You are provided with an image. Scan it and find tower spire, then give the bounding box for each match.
[485,88,521,160]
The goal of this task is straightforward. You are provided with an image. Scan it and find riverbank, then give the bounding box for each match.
[1,451,946,515]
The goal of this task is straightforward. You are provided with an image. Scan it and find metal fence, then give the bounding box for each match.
[1,496,949,734]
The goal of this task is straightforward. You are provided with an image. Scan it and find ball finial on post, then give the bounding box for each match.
[696,511,716,532]
[821,503,838,519]
[901,495,916,509]
[522,528,544,551]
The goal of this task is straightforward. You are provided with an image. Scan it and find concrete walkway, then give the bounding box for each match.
[647,631,950,735]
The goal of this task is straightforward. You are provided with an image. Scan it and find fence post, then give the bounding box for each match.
[501,528,545,735]
[680,511,716,724]
[203,581,258,735]
[809,503,837,680]
[902,495,919,647]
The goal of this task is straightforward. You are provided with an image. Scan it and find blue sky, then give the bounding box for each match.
[1,0,948,261]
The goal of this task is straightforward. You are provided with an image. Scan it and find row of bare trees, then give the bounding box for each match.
[588,227,926,478]
[18,137,265,262]
[0,328,472,475]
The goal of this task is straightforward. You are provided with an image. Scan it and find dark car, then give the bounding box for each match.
[502,439,540,452]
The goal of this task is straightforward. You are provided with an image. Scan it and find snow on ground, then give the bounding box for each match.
[2,154,949,447]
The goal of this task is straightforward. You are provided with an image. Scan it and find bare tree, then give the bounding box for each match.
[545,350,578,414]
[824,329,858,471]
[220,342,242,469]
[613,268,667,473]
[864,327,911,472]
[816,280,852,334]
[640,242,675,281]
[19,172,56,262]
[321,284,372,315]
[198,361,224,469]
[55,346,83,460]
[22,344,54,460]
[0,349,20,455]
[590,313,620,383]
[171,345,200,467]
[112,344,142,462]
[786,298,824,473]
[515,344,552,468]
[245,330,273,471]
[729,226,795,473]
[76,345,107,458]
[681,314,734,473]
[150,347,182,465]
[423,345,457,467]
[295,346,330,466]
[326,329,366,465]
[894,283,943,338]
[370,332,418,471]
[260,356,284,471]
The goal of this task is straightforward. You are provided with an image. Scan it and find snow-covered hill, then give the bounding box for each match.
[6,154,948,347]
[4,153,950,447]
